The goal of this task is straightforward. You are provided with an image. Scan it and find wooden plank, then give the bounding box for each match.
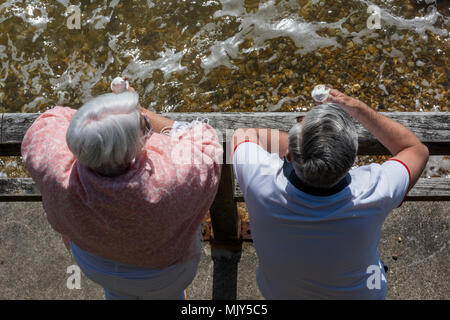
[233,177,450,202]
[1,113,37,144]
[0,113,3,145]
[404,178,450,201]
[0,113,37,156]
[1,112,449,156]
[1,177,449,202]
[0,178,42,201]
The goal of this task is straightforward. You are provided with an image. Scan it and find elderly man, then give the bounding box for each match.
[232,89,429,299]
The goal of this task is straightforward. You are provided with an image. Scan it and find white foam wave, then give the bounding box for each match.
[364,0,449,38]
[123,48,187,82]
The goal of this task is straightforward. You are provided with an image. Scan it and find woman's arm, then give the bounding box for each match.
[138,106,174,133]
[126,86,174,133]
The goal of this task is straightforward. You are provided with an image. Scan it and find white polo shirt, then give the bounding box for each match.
[233,142,410,299]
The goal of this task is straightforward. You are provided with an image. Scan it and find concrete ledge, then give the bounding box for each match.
[0,201,448,299]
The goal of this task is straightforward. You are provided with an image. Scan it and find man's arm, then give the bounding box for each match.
[231,128,289,158]
[327,89,429,191]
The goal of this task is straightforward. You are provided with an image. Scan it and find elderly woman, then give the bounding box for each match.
[21,86,222,299]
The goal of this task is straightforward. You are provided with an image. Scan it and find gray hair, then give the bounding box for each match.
[288,103,358,188]
[66,91,143,176]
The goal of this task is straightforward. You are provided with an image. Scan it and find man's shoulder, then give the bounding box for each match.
[348,163,384,190]
[233,142,281,167]
[349,161,408,184]
[348,161,409,207]
[232,142,284,198]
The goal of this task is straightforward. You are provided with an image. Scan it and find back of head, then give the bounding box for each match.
[288,103,358,188]
[66,91,141,175]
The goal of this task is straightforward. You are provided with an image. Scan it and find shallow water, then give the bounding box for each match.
[0,0,449,177]
[0,0,448,113]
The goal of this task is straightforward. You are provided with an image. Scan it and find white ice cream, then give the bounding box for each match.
[311,85,331,103]
[110,77,129,93]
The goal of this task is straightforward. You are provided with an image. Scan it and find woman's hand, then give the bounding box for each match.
[125,85,175,133]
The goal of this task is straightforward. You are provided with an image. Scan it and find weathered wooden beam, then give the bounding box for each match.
[0,178,42,201]
[403,177,450,201]
[1,112,449,156]
[233,177,450,202]
[1,113,38,156]
[1,177,449,202]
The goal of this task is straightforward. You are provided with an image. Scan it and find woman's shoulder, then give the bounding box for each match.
[39,106,77,120]
[22,106,77,180]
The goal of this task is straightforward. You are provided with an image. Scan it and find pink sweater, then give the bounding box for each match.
[21,107,222,268]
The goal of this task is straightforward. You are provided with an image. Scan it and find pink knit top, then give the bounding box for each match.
[21,107,222,268]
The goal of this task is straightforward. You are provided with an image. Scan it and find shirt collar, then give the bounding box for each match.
[282,158,351,196]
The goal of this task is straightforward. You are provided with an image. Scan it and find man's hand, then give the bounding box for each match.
[327,89,364,117]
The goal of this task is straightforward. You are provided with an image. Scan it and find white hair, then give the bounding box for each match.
[66,92,143,176]
[288,103,358,188]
